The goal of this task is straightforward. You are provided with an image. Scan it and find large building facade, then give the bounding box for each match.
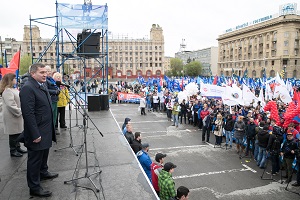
[217,3,300,78]
[21,24,165,79]
[175,47,218,76]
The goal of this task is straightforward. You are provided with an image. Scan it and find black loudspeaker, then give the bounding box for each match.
[88,95,101,111]
[77,31,101,58]
[99,94,109,110]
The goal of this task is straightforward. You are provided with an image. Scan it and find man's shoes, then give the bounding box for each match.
[10,151,23,157]
[40,172,59,180]
[282,175,288,178]
[60,125,67,129]
[291,182,300,187]
[17,147,27,154]
[30,188,52,197]
[171,124,175,126]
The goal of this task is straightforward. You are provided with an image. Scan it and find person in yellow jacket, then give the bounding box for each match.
[53,72,70,130]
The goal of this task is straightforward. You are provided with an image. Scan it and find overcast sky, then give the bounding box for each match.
[0,0,296,57]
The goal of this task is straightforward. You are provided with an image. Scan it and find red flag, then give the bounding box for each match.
[293,91,300,102]
[9,50,20,69]
[0,68,18,76]
[160,77,163,87]
[212,75,218,85]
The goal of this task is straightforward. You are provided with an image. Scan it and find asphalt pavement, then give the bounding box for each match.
[111,103,300,200]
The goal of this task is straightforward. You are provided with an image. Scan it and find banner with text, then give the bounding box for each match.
[117,92,141,103]
[200,83,226,97]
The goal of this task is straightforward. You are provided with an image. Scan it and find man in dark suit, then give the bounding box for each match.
[20,63,58,197]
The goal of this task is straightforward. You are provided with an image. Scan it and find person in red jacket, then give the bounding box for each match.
[151,153,167,196]
[200,103,210,121]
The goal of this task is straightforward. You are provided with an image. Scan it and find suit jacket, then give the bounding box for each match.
[20,76,56,151]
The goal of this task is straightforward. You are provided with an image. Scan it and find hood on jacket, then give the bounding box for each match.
[124,117,131,124]
[136,150,144,158]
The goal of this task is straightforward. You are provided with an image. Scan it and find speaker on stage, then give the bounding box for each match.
[99,94,109,110]
[88,95,101,111]
[77,31,101,58]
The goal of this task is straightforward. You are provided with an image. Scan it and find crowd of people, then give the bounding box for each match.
[122,118,190,200]
[117,82,300,193]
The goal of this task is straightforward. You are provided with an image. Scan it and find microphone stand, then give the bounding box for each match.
[54,87,83,156]
[64,84,104,192]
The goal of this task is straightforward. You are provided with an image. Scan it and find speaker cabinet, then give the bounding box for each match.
[99,94,109,110]
[88,95,101,111]
[77,32,101,58]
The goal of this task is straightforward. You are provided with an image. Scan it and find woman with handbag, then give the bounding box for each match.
[213,113,223,146]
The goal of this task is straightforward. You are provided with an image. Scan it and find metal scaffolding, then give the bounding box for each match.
[28,0,109,100]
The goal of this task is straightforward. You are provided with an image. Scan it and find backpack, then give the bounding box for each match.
[271,136,281,154]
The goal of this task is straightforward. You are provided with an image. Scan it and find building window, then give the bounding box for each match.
[140,46,142,50]
[147,71,151,76]
[284,32,289,38]
[252,70,256,78]
[156,71,161,75]
[295,60,297,65]
[293,70,297,77]
[127,71,131,76]
[284,41,289,46]
[283,50,289,55]
[272,60,275,66]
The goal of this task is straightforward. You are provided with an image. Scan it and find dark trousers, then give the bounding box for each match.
[193,114,198,127]
[215,135,222,145]
[27,149,49,190]
[198,118,203,129]
[245,137,255,156]
[141,107,146,115]
[271,153,280,174]
[283,157,294,181]
[9,134,21,153]
[56,106,66,128]
[180,111,186,124]
[202,126,210,142]
[297,161,300,183]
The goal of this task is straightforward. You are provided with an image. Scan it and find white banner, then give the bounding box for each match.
[222,84,244,106]
[242,84,258,106]
[200,83,226,97]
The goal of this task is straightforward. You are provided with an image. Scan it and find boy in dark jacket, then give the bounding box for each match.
[245,118,257,156]
[224,114,235,148]
[131,132,142,154]
[256,125,270,168]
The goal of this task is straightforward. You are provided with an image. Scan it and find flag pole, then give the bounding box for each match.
[16,45,21,88]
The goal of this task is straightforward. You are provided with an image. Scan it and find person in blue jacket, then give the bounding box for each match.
[136,143,152,183]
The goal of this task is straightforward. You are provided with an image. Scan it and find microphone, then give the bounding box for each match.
[55,81,71,88]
